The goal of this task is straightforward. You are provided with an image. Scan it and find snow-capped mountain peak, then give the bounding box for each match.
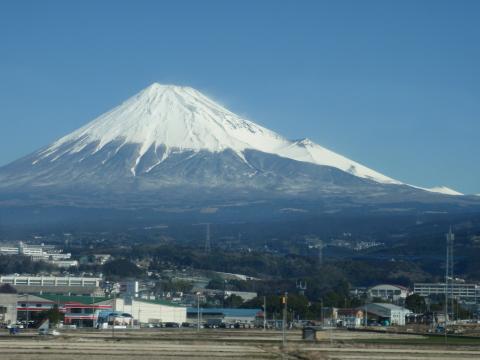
[44,84,267,150]
[29,82,460,193]
[39,83,289,172]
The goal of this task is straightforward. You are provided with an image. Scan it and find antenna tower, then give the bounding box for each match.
[296,280,307,296]
[204,223,211,253]
[445,227,454,322]
[318,240,324,266]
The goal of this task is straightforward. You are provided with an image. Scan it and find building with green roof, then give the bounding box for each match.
[16,293,186,327]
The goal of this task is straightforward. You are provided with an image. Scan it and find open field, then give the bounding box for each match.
[1,328,480,359]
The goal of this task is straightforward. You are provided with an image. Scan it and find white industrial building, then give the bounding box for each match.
[363,303,412,326]
[201,288,257,302]
[414,282,480,303]
[114,297,186,325]
[48,260,79,268]
[367,284,410,303]
[0,275,103,295]
[0,241,72,262]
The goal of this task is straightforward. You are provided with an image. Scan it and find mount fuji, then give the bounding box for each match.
[0,83,475,220]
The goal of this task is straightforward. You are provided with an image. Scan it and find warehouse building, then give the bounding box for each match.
[186,307,262,326]
[114,297,186,325]
[362,303,411,326]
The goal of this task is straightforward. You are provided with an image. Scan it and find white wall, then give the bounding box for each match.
[115,298,186,324]
[0,294,17,325]
[390,310,409,326]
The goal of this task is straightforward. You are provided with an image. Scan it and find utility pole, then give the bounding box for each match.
[26,293,29,329]
[364,299,368,328]
[320,299,324,325]
[282,292,288,346]
[223,279,227,308]
[263,296,267,331]
[197,292,201,332]
[112,291,116,338]
[137,308,141,328]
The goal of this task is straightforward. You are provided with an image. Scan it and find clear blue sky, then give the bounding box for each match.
[0,1,479,194]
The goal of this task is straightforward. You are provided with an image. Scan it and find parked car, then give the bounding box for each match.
[204,323,217,329]
[164,322,180,328]
[435,326,445,334]
[219,323,234,329]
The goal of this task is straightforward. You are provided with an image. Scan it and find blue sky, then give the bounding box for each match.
[0,1,479,194]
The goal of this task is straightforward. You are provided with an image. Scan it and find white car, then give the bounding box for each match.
[38,328,61,336]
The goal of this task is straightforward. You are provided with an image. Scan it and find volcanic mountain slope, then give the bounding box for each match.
[0,83,468,207]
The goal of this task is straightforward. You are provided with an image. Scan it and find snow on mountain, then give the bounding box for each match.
[36,83,403,184]
[31,82,461,196]
[37,83,288,175]
[408,184,463,196]
[276,138,400,185]
[422,186,463,196]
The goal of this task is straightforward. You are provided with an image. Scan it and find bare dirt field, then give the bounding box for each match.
[1,328,480,359]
